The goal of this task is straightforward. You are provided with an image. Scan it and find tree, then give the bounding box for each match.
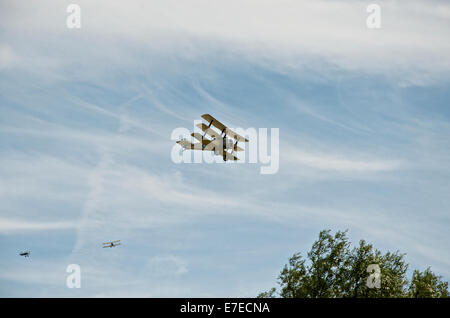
[257,229,448,298]
[408,268,449,298]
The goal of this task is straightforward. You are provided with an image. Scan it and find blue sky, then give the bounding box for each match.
[1,0,450,297]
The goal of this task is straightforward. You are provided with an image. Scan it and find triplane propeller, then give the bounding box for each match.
[102,240,121,248]
[176,114,248,161]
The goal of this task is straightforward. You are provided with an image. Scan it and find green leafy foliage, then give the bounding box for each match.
[408,268,449,298]
[257,229,448,298]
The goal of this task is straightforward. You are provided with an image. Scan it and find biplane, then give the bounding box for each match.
[19,251,30,257]
[102,240,121,248]
[176,114,248,161]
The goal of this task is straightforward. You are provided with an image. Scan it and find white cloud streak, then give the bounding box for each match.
[284,148,402,172]
[2,0,450,84]
[0,218,77,233]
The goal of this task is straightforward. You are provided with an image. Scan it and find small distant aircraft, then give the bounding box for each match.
[102,240,121,248]
[19,251,30,257]
[176,114,249,161]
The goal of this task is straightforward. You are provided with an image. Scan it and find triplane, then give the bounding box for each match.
[176,114,248,161]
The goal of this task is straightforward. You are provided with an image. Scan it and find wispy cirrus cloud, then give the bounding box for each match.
[1,0,449,298]
[284,148,402,172]
[2,0,450,85]
[0,218,77,233]
[0,45,19,70]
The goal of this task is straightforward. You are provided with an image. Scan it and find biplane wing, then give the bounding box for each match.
[103,240,121,248]
[103,240,120,245]
[201,114,249,142]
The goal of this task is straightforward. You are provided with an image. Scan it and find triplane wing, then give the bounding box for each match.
[201,114,249,142]
[201,114,226,132]
[196,123,222,140]
[191,133,213,147]
[194,128,243,152]
[176,139,205,151]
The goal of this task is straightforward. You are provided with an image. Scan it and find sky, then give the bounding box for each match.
[1,0,450,297]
